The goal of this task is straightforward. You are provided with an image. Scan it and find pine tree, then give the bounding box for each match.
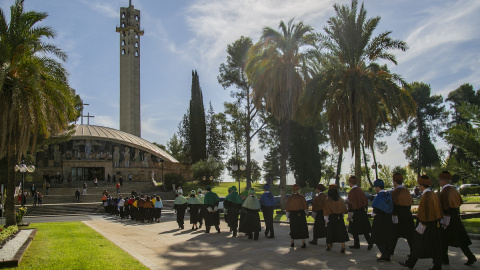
[189,70,207,164]
[206,102,226,160]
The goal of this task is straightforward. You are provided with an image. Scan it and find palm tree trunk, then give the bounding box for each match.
[354,140,362,188]
[5,142,17,227]
[335,149,343,186]
[372,145,379,179]
[361,140,373,187]
[279,120,290,211]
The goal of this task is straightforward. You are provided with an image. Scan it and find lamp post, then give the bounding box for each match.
[371,163,382,179]
[231,164,246,191]
[15,161,35,206]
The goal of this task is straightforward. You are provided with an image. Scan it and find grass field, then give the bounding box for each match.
[19,222,148,270]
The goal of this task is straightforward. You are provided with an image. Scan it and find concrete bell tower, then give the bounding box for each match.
[116,0,143,137]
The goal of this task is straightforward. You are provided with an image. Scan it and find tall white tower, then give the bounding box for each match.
[116,0,143,137]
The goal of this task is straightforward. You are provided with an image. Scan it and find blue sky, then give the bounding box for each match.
[1,0,479,181]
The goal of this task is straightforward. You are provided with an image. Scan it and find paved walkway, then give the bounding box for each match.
[83,214,480,270]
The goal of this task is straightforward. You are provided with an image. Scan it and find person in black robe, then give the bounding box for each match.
[242,188,262,240]
[173,191,188,229]
[400,175,443,270]
[309,184,327,245]
[391,173,415,255]
[187,190,201,230]
[260,184,276,238]
[197,188,205,228]
[438,171,476,266]
[203,186,221,233]
[238,190,249,235]
[370,179,394,262]
[347,176,373,250]
[224,186,243,237]
[286,184,309,248]
[324,184,349,253]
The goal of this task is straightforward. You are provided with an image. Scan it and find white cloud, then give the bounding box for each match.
[92,115,117,129]
[80,0,122,18]
[184,0,336,69]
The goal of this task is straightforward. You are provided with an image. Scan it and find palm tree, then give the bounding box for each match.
[0,0,80,226]
[301,0,414,187]
[246,18,316,209]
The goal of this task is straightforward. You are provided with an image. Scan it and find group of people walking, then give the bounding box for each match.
[101,191,163,223]
[302,171,476,270]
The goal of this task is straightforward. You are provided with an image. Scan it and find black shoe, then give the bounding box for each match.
[267,232,275,239]
[340,247,345,253]
[326,245,332,251]
[265,230,269,237]
[301,243,306,248]
[248,234,253,239]
[308,240,317,245]
[205,230,210,234]
[399,261,413,269]
[443,258,449,265]
[349,245,360,249]
[465,256,477,266]
[199,223,203,228]
[367,243,374,250]
[377,257,390,262]
[291,242,294,247]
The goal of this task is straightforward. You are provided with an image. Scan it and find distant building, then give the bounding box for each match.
[33,2,190,183]
[34,125,189,182]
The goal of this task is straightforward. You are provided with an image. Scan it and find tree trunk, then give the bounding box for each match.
[361,140,373,187]
[279,120,290,211]
[5,143,17,227]
[335,149,343,187]
[371,145,379,179]
[354,139,362,188]
[246,119,252,189]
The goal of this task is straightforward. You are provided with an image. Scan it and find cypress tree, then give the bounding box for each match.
[189,70,207,163]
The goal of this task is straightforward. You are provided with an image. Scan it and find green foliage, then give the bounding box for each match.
[445,103,480,181]
[163,173,185,191]
[16,206,27,224]
[377,165,393,188]
[191,156,224,186]
[166,133,188,163]
[288,121,324,188]
[302,0,413,186]
[206,102,226,160]
[0,225,18,243]
[189,70,207,164]
[399,82,446,173]
[19,222,148,269]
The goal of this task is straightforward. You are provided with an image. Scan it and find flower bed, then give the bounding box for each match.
[0,225,19,249]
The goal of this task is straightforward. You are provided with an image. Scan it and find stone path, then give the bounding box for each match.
[83,214,480,270]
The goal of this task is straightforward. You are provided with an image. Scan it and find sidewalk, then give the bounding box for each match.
[83,214,479,270]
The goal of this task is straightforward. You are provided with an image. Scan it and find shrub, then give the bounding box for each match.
[0,225,19,245]
[16,207,28,224]
[163,173,185,191]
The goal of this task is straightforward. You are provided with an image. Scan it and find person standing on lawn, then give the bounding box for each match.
[400,175,443,270]
[224,186,243,237]
[203,186,221,233]
[309,184,328,245]
[286,184,309,248]
[260,184,276,238]
[438,171,477,266]
[347,176,373,250]
[242,188,262,240]
[370,179,394,262]
[391,173,415,255]
[173,190,187,229]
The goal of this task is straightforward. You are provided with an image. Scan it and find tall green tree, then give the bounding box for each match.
[288,121,326,188]
[445,83,480,167]
[218,36,267,189]
[0,0,80,226]
[398,82,447,176]
[302,0,413,187]
[246,19,316,209]
[188,70,206,164]
[206,102,226,160]
[166,133,187,163]
[445,103,480,181]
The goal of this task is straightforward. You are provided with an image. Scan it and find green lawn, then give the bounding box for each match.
[19,222,148,270]
[462,196,480,203]
[463,218,480,234]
